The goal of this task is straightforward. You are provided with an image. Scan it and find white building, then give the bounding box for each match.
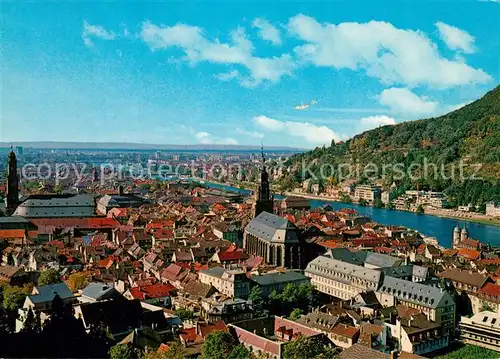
[198,267,250,299]
[486,202,500,217]
[460,311,500,352]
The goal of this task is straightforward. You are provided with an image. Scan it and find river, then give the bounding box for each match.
[198,181,500,248]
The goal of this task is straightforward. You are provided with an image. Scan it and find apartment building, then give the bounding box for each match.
[198,267,250,299]
[460,311,500,352]
[305,254,382,300]
[354,185,382,203]
[376,276,455,332]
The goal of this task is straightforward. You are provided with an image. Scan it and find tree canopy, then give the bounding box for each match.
[38,269,61,286]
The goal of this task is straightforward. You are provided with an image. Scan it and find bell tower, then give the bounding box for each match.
[6,147,20,215]
[253,146,274,217]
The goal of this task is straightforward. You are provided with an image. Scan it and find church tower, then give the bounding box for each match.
[253,146,274,218]
[6,148,20,215]
[461,225,469,242]
[453,224,460,249]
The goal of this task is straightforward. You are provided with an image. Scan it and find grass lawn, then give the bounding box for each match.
[434,344,500,359]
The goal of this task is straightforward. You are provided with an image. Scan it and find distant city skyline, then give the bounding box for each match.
[2,1,499,148]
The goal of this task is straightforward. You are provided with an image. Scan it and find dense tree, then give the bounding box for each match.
[268,283,315,317]
[109,344,136,359]
[38,269,61,286]
[282,335,338,359]
[174,308,196,321]
[436,344,499,359]
[289,308,303,321]
[2,284,31,311]
[142,341,185,359]
[276,86,500,207]
[67,272,88,292]
[201,331,250,359]
[248,286,264,313]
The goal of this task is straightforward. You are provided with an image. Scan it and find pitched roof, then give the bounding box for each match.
[245,212,299,243]
[339,344,389,359]
[30,283,73,304]
[438,268,489,288]
[129,283,176,300]
[379,276,453,309]
[306,255,382,283]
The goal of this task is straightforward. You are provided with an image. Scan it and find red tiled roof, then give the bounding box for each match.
[457,248,481,260]
[217,250,248,262]
[319,240,342,249]
[129,283,176,300]
[331,323,359,338]
[479,283,500,298]
[0,229,25,239]
[30,217,120,229]
[198,321,227,339]
[180,327,197,343]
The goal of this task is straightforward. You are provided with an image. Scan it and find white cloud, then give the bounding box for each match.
[360,115,397,130]
[82,20,116,47]
[214,70,239,81]
[294,104,310,110]
[379,87,439,117]
[140,21,294,86]
[195,131,238,145]
[287,14,491,88]
[435,22,476,54]
[236,127,265,139]
[254,115,343,145]
[252,18,282,45]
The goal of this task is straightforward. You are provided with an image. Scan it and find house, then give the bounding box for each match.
[0,265,27,285]
[202,297,254,324]
[23,282,75,311]
[395,314,449,355]
[198,267,249,299]
[229,316,333,359]
[329,323,360,348]
[210,250,249,265]
[79,282,122,303]
[124,283,176,307]
[376,276,456,333]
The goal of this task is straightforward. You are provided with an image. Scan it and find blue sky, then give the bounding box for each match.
[2,1,499,148]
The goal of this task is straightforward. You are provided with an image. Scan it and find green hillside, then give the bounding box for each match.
[278,86,500,209]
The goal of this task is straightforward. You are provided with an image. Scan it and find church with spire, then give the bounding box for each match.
[6,147,20,215]
[253,146,274,218]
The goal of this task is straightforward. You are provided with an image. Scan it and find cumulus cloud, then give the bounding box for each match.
[140,21,294,87]
[435,22,476,54]
[82,20,116,47]
[287,14,491,88]
[254,115,343,145]
[379,87,439,117]
[214,70,239,81]
[235,127,265,139]
[252,18,282,45]
[360,115,397,130]
[195,131,238,145]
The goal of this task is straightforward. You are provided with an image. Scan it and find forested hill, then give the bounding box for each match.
[278,86,500,208]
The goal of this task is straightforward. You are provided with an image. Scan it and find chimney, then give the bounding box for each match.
[118,185,124,196]
[390,351,398,359]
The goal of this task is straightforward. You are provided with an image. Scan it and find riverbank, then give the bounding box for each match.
[424,208,500,227]
[282,191,500,228]
[183,179,500,246]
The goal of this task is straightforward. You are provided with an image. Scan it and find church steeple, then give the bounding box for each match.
[6,147,20,215]
[254,145,273,217]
